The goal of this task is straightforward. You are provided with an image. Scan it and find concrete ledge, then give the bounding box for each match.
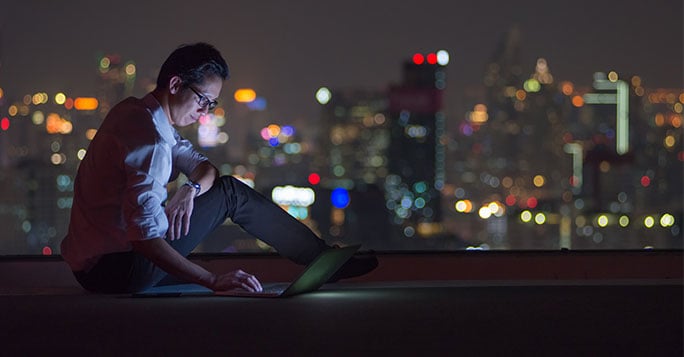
[1,250,681,294]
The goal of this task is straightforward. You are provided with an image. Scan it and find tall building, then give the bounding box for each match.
[313,88,392,248]
[385,52,448,240]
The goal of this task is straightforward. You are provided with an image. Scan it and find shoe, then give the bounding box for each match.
[327,253,378,283]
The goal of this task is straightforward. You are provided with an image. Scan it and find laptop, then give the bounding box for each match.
[133,244,361,298]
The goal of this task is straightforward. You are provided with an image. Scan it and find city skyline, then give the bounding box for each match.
[0,1,681,254]
[1,0,682,123]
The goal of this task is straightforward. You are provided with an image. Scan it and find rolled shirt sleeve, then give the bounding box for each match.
[61,94,207,272]
[123,142,172,242]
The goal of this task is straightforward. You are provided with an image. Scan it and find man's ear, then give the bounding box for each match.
[169,76,183,95]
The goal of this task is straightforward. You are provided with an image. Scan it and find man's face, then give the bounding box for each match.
[168,75,222,127]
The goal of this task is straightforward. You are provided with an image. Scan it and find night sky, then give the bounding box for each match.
[1,0,682,122]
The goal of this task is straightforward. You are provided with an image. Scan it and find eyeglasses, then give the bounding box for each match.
[188,86,218,111]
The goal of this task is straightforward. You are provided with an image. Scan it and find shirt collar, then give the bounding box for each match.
[142,93,177,146]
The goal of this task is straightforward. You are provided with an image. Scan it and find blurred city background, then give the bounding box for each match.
[0,1,681,255]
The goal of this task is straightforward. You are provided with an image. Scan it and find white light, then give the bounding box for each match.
[436,50,449,66]
[272,186,316,207]
[478,206,492,219]
[315,87,331,105]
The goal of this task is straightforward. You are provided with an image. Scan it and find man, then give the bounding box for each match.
[61,43,377,294]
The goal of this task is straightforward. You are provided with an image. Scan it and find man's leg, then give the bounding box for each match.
[127,175,330,291]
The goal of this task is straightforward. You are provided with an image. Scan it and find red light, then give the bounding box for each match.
[640,176,650,187]
[678,151,684,161]
[1,117,9,131]
[505,195,516,206]
[426,53,437,65]
[569,176,579,187]
[526,197,538,209]
[42,246,52,255]
[308,173,321,185]
[412,53,425,65]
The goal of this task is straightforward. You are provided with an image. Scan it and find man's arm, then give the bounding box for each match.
[187,160,219,196]
[131,238,262,292]
[165,161,218,240]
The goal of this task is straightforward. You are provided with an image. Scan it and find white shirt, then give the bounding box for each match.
[61,94,208,271]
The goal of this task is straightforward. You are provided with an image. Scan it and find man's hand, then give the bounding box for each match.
[211,270,263,292]
[165,185,196,240]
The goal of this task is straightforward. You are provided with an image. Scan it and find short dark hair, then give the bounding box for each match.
[156,42,230,89]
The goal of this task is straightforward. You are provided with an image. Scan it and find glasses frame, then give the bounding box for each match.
[188,86,218,111]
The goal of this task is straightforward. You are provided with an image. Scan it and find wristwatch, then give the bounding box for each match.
[183,180,201,196]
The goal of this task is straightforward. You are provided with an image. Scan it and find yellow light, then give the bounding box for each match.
[8,105,18,117]
[679,92,684,103]
[534,213,546,225]
[631,76,641,87]
[597,215,609,227]
[576,215,587,227]
[644,216,655,228]
[619,216,630,227]
[32,111,45,125]
[32,93,42,105]
[664,135,675,148]
[469,104,488,123]
[533,175,545,187]
[74,97,99,111]
[125,64,136,76]
[660,214,675,227]
[55,93,66,105]
[455,200,473,213]
[234,89,256,103]
[608,71,618,82]
[520,210,532,223]
[673,103,683,113]
[100,57,111,69]
[85,129,98,140]
[77,149,87,160]
[0,87,3,99]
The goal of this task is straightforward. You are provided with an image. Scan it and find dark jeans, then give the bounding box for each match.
[74,175,329,293]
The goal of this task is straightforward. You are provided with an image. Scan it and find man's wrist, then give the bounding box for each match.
[183,180,201,196]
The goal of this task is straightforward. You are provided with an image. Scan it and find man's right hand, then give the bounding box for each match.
[211,270,263,292]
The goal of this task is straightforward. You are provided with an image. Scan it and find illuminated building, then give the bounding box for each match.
[386,51,448,239]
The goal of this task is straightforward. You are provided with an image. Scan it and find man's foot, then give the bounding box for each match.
[328,253,378,283]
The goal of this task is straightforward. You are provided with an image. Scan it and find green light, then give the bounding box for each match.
[523,79,541,92]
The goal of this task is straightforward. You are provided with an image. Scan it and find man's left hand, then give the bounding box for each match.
[165,185,196,240]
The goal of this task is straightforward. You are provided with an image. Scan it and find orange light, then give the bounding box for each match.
[560,82,574,96]
[234,89,256,103]
[571,95,584,107]
[74,97,99,110]
[515,90,526,101]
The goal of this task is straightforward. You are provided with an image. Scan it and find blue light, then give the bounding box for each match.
[331,188,350,208]
[247,97,267,111]
[269,137,279,146]
[281,125,295,136]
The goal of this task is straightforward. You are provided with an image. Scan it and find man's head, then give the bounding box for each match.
[155,43,229,127]
[156,42,229,90]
